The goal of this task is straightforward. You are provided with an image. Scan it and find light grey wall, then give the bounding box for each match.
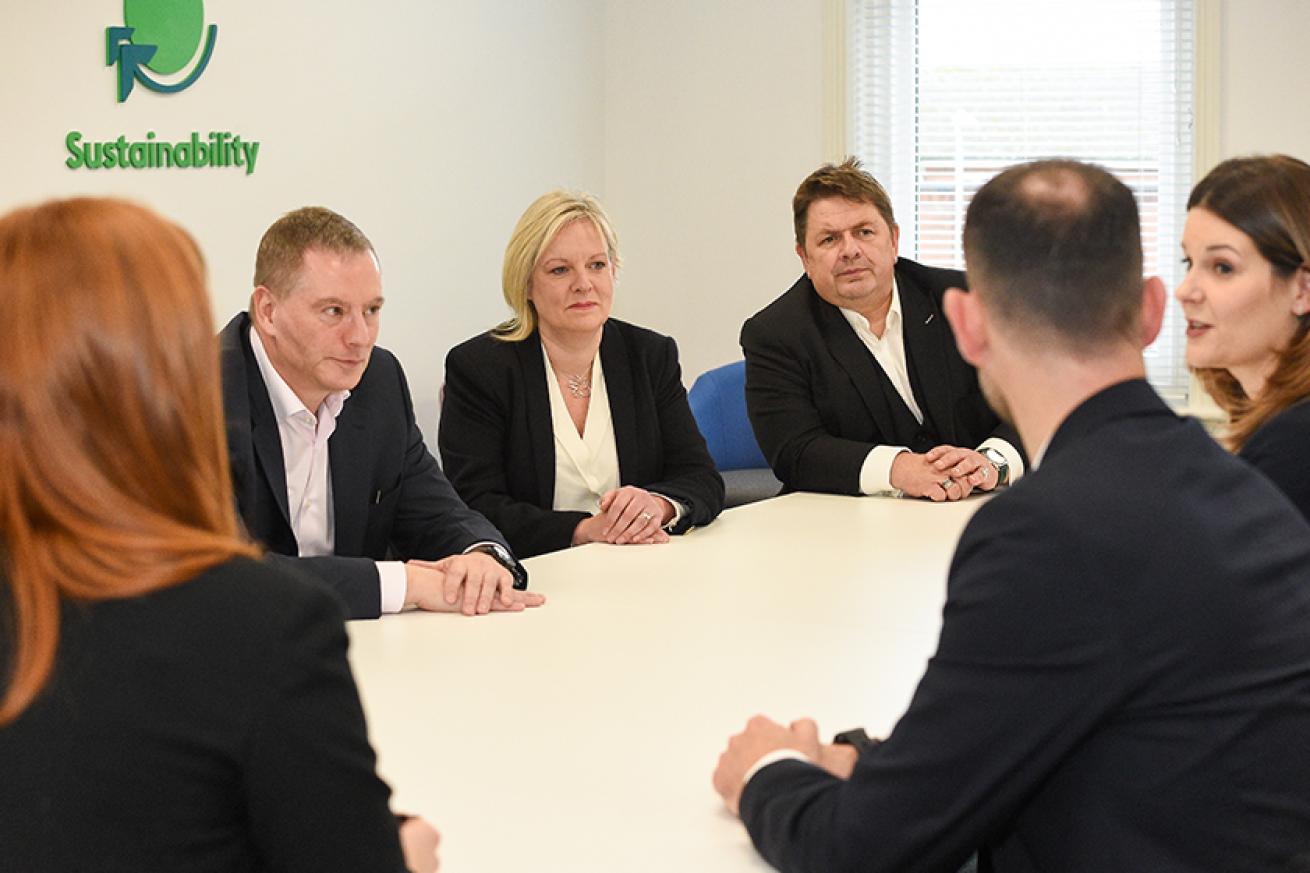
[2,0,1307,433]
[601,0,827,385]
[1215,0,1310,159]
[600,0,1310,389]
[1,0,607,438]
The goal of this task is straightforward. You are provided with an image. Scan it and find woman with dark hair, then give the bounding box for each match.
[0,198,437,872]
[1177,154,1310,519]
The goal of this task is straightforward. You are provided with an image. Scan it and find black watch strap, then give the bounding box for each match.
[831,727,881,755]
[470,543,529,590]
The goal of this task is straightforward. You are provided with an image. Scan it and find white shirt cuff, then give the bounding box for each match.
[742,748,816,787]
[651,493,685,530]
[977,436,1025,484]
[377,561,407,615]
[859,445,910,495]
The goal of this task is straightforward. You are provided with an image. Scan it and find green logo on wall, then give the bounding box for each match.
[72,2,260,173]
[106,0,218,102]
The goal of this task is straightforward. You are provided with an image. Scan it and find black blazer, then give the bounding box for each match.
[740,258,1018,494]
[439,320,724,558]
[741,380,1310,872]
[1241,397,1310,523]
[0,558,406,873]
[220,313,513,619]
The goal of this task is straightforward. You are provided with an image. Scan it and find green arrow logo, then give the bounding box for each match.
[106,0,217,102]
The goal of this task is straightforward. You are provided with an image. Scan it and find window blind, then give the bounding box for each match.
[849,0,1195,403]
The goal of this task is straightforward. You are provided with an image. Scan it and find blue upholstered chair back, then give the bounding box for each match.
[688,360,768,472]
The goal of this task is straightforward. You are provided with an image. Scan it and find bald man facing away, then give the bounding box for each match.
[714,160,1310,872]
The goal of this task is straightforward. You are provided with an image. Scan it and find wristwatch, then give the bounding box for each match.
[978,446,1010,487]
[468,543,529,590]
[832,727,881,755]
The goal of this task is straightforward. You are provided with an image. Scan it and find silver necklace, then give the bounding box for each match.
[565,371,592,399]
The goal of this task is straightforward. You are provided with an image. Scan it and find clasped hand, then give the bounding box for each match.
[712,715,860,816]
[403,552,545,615]
[890,445,1001,502]
[573,485,674,546]
[398,816,439,873]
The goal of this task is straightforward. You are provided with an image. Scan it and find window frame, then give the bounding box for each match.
[822,0,1223,413]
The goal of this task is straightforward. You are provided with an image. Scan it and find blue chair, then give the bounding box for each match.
[688,361,781,507]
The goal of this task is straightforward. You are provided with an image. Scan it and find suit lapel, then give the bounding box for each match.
[241,322,293,528]
[815,296,897,437]
[897,268,955,442]
[329,391,371,557]
[599,321,638,484]
[518,334,559,508]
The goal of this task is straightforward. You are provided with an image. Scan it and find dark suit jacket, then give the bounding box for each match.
[1241,397,1310,523]
[438,320,724,558]
[220,313,511,619]
[740,258,1018,494]
[0,558,406,873]
[741,380,1310,872]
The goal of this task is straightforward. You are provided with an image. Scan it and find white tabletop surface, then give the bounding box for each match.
[347,492,985,872]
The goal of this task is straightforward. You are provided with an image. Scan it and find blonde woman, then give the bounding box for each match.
[439,191,723,558]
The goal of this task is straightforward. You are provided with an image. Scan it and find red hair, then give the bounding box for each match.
[0,198,258,723]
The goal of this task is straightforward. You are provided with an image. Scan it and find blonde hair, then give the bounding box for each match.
[494,190,620,342]
[0,198,258,724]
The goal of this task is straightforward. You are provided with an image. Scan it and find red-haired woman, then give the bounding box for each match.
[0,199,437,872]
[1177,155,1310,520]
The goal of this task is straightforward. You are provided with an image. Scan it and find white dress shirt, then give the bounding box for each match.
[545,350,622,513]
[744,748,816,786]
[542,346,685,528]
[841,281,1024,494]
[248,329,408,613]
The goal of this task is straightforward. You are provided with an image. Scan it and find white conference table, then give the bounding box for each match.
[347,492,985,872]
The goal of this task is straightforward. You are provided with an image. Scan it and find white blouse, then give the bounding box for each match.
[543,347,621,513]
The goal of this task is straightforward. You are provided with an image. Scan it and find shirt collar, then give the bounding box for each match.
[840,278,902,338]
[1032,379,1163,472]
[248,323,350,424]
[1029,437,1051,472]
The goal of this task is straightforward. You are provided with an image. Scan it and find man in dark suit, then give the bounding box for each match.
[741,158,1023,498]
[713,160,1310,871]
[222,206,543,620]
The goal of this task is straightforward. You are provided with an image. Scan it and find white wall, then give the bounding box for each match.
[1,0,606,437]
[2,0,1308,433]
[602,0,827,384]
[598,0,1310,390]
[1216,0,1310,159]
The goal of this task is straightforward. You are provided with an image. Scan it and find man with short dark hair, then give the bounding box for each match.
[742,157,1023,499]
[221,206,543,619]
[713,160,1310,871]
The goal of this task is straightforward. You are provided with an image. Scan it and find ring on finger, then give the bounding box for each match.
[639,511,655,523]
[940,479,954,490]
